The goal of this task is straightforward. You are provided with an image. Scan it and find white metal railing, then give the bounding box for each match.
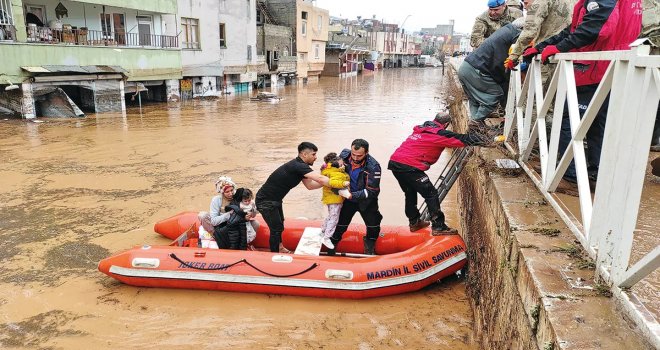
[0,0,12,25]
[503,45,660,346]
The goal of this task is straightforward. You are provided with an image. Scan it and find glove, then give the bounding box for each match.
[522,47,539,58]
[504,57,516,70]
[521,47,539,63]
[338,189,352,199]
[541,45,560,64]
[520,61,529,72]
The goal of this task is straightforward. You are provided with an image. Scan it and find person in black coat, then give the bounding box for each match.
[458,18,524,123]
[213,188,250,250]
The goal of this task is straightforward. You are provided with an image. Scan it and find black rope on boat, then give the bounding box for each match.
[242,260,319,278]
[168,253,319,277]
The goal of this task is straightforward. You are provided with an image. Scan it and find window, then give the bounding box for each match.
[99,13,125,44]
[317,15,322,31]
[314,44,319,59]
[181,17,200,49]
[101,13,111,36]
[137,15,153,46]
[301,11,308,20]
[247,45,252,61]
[219,23,226,48]
[301,20,306,36]
[246,0,251,19]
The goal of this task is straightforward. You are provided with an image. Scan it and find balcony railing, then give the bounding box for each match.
[25,26,178,48]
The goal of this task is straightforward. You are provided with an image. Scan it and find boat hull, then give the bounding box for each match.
[99,212,467,299]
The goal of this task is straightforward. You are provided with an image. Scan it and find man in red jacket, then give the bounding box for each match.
[522,0,642,188]
[388,112,490,235]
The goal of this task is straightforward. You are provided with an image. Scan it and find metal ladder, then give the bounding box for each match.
[418,147,474,222]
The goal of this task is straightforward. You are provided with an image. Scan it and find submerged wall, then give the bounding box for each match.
[446,67,651,350]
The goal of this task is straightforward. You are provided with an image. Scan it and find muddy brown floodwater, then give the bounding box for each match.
[0,68,477,349]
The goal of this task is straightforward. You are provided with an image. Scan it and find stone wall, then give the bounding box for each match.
[257,24,293,54]
[264,0,297,44]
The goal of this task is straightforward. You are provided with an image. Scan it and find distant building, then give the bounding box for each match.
[175,0,259,97]
[262,0,329,84]
[323,25,369,77]
[256,1,296,87]
[421,20,455,36]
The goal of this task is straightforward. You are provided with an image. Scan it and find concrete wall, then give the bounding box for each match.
[0,43,181,82]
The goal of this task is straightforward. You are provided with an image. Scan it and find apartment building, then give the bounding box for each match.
[262,0,328,84]
[175,0,258,97]
[0,0,181,118]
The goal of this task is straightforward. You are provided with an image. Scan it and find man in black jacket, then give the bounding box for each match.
[459,19,524,123]
[328,139,383,255]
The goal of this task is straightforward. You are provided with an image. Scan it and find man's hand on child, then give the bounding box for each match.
[338,189,352,199]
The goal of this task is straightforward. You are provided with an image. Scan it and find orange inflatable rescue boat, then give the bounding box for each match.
[98,212,467,299]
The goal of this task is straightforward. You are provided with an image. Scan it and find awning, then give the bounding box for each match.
[70,0,176,14]
[22,65,127,75]
[223,65,247,75]
[124,82,148,94]
[250,63,269,74]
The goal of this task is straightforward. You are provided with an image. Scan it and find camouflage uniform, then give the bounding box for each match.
[641,0,660,48]
[509,0,573,61]
[507,0,523,10]
[470,7,524,48]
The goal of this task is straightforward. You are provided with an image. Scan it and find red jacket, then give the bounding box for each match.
[389,121,475,171]
[538,0,642,86]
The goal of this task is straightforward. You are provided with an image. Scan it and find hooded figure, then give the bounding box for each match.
[213,187,249,250]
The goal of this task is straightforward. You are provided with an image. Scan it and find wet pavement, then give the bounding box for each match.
[0,68,476,349]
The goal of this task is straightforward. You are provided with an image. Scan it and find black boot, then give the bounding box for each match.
[327,237,340,256]
[363,237,376,255]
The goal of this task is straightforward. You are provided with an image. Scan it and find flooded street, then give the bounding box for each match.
[0,68,476,349]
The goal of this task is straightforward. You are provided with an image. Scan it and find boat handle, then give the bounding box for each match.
[169,253,318,277]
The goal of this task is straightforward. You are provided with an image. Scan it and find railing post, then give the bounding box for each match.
[588,46,656,284]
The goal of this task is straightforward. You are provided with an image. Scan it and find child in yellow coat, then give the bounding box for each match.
[320,152,350,249]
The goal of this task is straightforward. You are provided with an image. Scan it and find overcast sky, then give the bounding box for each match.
[315,0,486,34]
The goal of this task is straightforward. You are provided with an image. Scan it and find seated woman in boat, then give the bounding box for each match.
[198,176,237,248]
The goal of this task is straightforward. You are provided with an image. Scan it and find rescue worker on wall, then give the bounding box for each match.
[470,0,523,48]
[328,139,383,255]
[388,112,492,235]
[521,0,643,191]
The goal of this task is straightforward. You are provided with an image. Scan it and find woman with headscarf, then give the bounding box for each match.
[198,176,237,241]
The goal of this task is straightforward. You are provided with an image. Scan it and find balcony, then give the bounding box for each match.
[25,25,177,48]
